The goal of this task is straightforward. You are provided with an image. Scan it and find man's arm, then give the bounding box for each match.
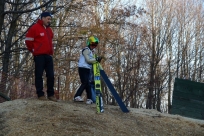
[25,27,35,52]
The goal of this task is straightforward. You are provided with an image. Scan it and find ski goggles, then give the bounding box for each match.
[90,42,98,47]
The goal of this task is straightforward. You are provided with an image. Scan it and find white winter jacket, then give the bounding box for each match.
[78,47,97,69]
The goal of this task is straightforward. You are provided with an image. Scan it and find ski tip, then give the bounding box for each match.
[96,111,104,114]
[121,108,129,113]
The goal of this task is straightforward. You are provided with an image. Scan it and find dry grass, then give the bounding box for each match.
[0,99,204,136]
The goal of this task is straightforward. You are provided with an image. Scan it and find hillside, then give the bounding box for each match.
[0,99,204,136]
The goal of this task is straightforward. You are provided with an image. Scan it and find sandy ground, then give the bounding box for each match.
[0,99,204,136]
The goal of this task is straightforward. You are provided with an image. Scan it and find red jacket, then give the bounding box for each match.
[25,19,54,56]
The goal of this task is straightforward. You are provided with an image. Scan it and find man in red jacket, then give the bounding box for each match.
[25,12,57,102]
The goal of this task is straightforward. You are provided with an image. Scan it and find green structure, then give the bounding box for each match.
[171,78,204,120]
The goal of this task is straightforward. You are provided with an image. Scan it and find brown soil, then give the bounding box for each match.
[0,99,204,136]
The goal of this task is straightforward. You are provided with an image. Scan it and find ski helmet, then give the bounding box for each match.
[86,36,99,46]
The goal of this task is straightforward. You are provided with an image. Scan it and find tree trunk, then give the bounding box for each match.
[0,10,18,96]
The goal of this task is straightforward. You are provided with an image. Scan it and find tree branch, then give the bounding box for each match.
[2,0,56,15]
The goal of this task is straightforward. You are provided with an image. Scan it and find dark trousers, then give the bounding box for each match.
[74,67,91,99]
[34,55,54,97]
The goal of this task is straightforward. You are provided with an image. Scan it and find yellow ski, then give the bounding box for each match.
[93,57,104,113]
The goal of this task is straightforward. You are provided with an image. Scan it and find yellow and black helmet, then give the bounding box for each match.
[86,36,99,46]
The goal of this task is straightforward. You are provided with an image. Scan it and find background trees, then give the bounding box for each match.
[0,0,204,113]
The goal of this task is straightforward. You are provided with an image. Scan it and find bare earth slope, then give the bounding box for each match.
[0,99,204,136]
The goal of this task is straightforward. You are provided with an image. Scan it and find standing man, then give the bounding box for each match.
[25,12,57,102]
[74,36,102,104]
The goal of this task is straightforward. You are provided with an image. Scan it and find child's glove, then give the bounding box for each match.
[96,56,102,63]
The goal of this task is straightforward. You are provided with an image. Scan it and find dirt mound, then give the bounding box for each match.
[0,99,204,136]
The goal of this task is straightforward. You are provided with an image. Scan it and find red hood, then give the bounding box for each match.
[37,19,43,26]
[36,19,50,28]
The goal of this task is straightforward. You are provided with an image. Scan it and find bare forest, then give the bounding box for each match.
[0,0,204,113]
